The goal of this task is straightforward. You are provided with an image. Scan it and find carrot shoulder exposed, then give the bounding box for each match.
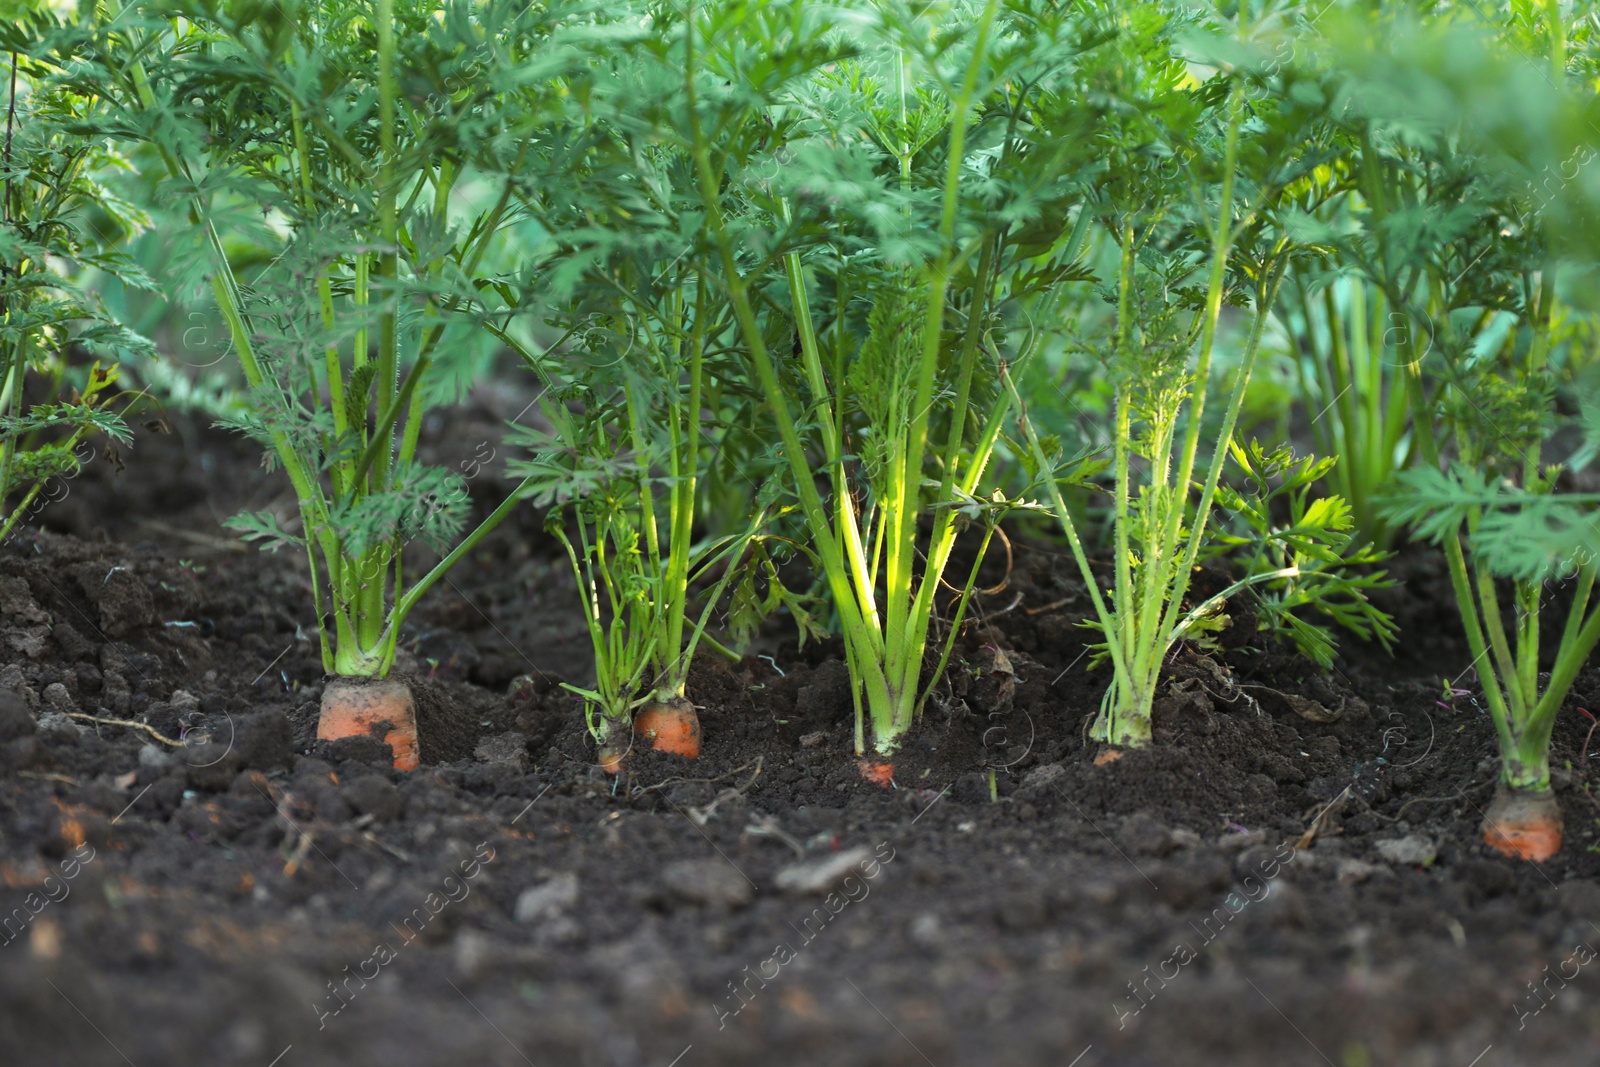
[1481,785,1563,862]
[317,677,419,772]
[597,744,629,776]
[633,697,701,760]
[856,759,895,788]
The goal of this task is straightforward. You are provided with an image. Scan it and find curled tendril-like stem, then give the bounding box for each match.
[936,521,1012,597]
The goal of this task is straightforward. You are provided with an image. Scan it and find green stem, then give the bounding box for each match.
[374,0,398,493]
[657,283,708,700]
[1096,87,1246,746]
[684,4,894,750]
[882,0,1001,740]
[0,334,25,506]
[1399,319,1516,755]
[1159,250,1289,645]
[391,477,536,626]
[1000,365,1125,681]
[1128,87,1244,686]
[783,250,879,636]
[1112,225,1136,677]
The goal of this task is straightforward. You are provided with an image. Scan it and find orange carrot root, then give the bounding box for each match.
[1481,784,1563,862]
[317,676,419,771]
[633,697,701,759]
[1093,748,1124,766]
[597,743,629,775]
[856,758,895,788]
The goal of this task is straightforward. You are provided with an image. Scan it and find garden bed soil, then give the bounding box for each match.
[2,413,1600,1066]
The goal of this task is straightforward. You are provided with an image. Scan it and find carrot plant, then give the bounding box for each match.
[658,0,1113,763]
[1278,271,1414,549]
[1,26,154,544]
[1207,439,1396,668]
[1379,293,1600,862]
[493,27,806,764]
[1333,5,1600,859]
[77,0,605,761]
[1006,5,1327,750]
[509,277,762,763]
[517,375,763,764]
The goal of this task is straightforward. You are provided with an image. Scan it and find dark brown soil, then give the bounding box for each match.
[3,412,1600,1067]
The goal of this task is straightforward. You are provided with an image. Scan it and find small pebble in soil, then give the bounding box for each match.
[661,859,753,907]
[516,872,580,923]
[774,846,874,895]
[0,690,33,741]
[1335,858,1389,885]
[1017,762,1066,797]
[36,712,83,742]
[1117,812,1177,857]
[1218,829,1267,852]
[473,731,528,770]
[138,743,173,776]
[909,912,941,947]
[42,683,76,714]
[1374,834,1437,867]
[0,664,36,709]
